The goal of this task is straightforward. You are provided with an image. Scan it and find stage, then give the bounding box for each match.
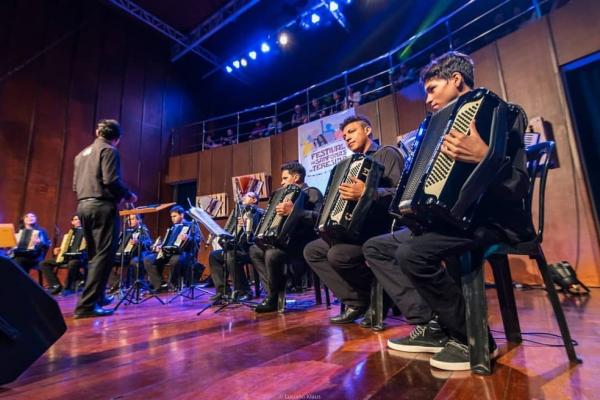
[0,287,596,399]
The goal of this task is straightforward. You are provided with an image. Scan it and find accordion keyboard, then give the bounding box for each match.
[424,97,483,197]
[330,160,363,223]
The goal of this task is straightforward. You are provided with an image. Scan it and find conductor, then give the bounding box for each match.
[73,119,137,318]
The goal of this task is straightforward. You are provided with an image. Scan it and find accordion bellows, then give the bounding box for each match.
[318,154,384,243]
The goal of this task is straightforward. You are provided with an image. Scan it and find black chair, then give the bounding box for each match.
[460,141,581,375]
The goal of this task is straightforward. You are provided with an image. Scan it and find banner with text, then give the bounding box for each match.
[297,108,355,193]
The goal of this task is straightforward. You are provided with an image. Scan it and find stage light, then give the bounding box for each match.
[249,51,257,60]
[329,1,339,12]
[240,58,247,67]
[278,32,289,46]
[233,60,240,69]
[225,65,233,73]
[261,42,270,53]
[311,13,320,24]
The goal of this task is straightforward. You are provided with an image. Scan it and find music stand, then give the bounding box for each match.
[189,206,257,316]
[113,203,175,311]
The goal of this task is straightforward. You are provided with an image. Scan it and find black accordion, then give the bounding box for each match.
[255,185,305,249]
[56,228,86,263]
[317,154,384,243]
[390,88,509,231]
[218,205,260,249]
[157,223,190,259]
[115,227,143,261]
[13,229,42,256]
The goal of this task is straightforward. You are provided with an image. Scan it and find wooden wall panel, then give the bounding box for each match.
[377,95,400,146]
[497,17,600,284]
[550,0,600,65]
[251,137,272,174]
[210,146,233,203]
[198,150,213,195]
[471,43,505,99]
[0,0,198,248]
[282,129,298,163]
[395,83,426,136]
[232,141,253,176]
[269,134,283,190]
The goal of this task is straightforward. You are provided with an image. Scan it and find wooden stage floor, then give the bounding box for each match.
[0,287,597,399]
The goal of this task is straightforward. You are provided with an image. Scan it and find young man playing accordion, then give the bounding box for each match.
[363,51,533,371]
[304,115,404,325]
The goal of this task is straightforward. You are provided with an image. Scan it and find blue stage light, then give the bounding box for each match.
[225,65,233,73]
[311,13,320,24]
[329,1,339,12]
[240,58,248,67]
[249,51,257,60]
[233,60,240,69]
[261,42,270,53]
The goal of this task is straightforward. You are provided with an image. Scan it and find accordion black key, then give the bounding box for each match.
[255,185,305,249]
[389,88,510,231]
[317,154,384,243]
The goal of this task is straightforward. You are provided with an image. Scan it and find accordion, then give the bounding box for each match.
[255,184,305,249]
[115,228,142,261]
[157,224,190,259]
[218,205,260,249]
[390,88,509,231]
[317,154,384,243]
[56,228,86,263]
[13,229,41,256]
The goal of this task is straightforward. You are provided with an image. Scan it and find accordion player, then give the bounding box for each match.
[254,184,306,249]
[317,153,384,243]
[389,87,519,231]
[10,212,51,274]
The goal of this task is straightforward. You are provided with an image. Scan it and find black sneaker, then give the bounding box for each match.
[387,319,448,353]
[429,339,499,371]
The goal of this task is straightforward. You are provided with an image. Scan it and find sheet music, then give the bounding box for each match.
[188,207,232,238]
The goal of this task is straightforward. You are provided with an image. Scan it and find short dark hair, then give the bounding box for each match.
[339,115,372,132]
[281,161,306,182]
[97,119,122,140]
[420,51,474,89]
[170,205,185,215]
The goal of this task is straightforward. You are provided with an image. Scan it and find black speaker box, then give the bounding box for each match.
[0,256,67,385]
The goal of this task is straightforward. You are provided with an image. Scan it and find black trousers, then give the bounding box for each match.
[363,231,433,325]
[40,258,86,290]
[143,252,192,290]
[107,255,144,288]
[391,227,503,343]
[303,238,371,308]
[209,249,251,293]
[76,199,119,312]
[249,244,305,297]
[12,255,41,274]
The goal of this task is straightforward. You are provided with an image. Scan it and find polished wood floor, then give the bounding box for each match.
[0,286,596,399]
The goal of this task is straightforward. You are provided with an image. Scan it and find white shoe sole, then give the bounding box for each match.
[429,347,500,371]
[387,340,445,353]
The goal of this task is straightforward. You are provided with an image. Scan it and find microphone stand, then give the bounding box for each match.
[197,198,257,316]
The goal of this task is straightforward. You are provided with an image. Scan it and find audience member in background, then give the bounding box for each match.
[362,77,384,103]
[204,134,219,149]
[346,86,361,108]
[329,91,345,114]
[266,117,283,136]
[10,211,51,276]
[249,121,267,140]
[222,128,238,145]
[291,104,308,127]
[309,98,326,121]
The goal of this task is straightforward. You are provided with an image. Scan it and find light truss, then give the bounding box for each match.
[171,0,261,62]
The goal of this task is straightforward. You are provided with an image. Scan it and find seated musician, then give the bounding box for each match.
[364,51,533,371]
[304,116,404,325]
[208,191,263,302]
[143,205,202,292]
[107,213,153,293]
[11,211,51,276]
[40,214,88,295]
[249,162,323,313]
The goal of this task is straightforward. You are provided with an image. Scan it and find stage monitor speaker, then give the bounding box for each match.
[0,256,67,386]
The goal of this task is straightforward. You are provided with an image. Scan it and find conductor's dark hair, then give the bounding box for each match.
[97,119,122,140]
[170,205,185,215]
[281,161,306,182]
[339,115,372,131]
[420,51,475,89]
